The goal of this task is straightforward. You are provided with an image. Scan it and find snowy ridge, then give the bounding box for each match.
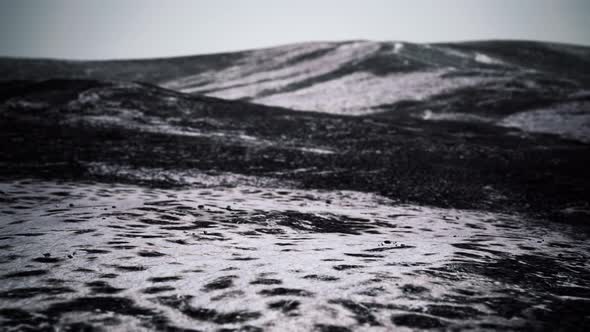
[162,41,519,115]
[499,101,590,143]
[1,40,589,143]
[254,69,496,115]
[159,41,589,143]
[165,41,381,100]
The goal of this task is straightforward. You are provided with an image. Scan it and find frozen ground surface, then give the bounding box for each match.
[1,179,589,331]
[0,40,589,331]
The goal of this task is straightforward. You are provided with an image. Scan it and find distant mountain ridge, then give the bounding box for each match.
[1,40,589,142]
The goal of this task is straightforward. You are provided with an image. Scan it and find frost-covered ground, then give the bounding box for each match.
[1,40,589,331]
[1,179,589,331]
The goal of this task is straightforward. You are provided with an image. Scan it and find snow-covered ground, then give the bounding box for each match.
[499,101,590,143]
[1,179,588,330]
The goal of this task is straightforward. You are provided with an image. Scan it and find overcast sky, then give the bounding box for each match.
[1,0,589,60]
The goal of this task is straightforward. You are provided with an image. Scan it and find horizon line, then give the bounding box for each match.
[1,38,588,62]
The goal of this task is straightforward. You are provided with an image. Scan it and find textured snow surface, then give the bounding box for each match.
[1,180,589,331]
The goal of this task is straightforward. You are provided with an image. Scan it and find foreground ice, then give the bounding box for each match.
[1,179,589,331]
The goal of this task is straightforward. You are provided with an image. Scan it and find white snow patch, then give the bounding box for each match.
[421,110,493,123]
[474,53,504,65]
[499,102,590,143]
[165,41,380,100]
[296,147,335,155]
[569,90,590,99]
[254,69,498,115]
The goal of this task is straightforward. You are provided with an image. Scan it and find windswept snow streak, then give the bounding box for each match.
[474,53,504,65]
[161,41,527,116]
[254,70,495,115]
[165,41,380,100]
[499,101,590,143]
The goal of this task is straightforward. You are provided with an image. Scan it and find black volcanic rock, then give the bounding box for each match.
[0,76,588,219]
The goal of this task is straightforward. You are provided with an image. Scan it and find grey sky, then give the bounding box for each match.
[1,0,589,60]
